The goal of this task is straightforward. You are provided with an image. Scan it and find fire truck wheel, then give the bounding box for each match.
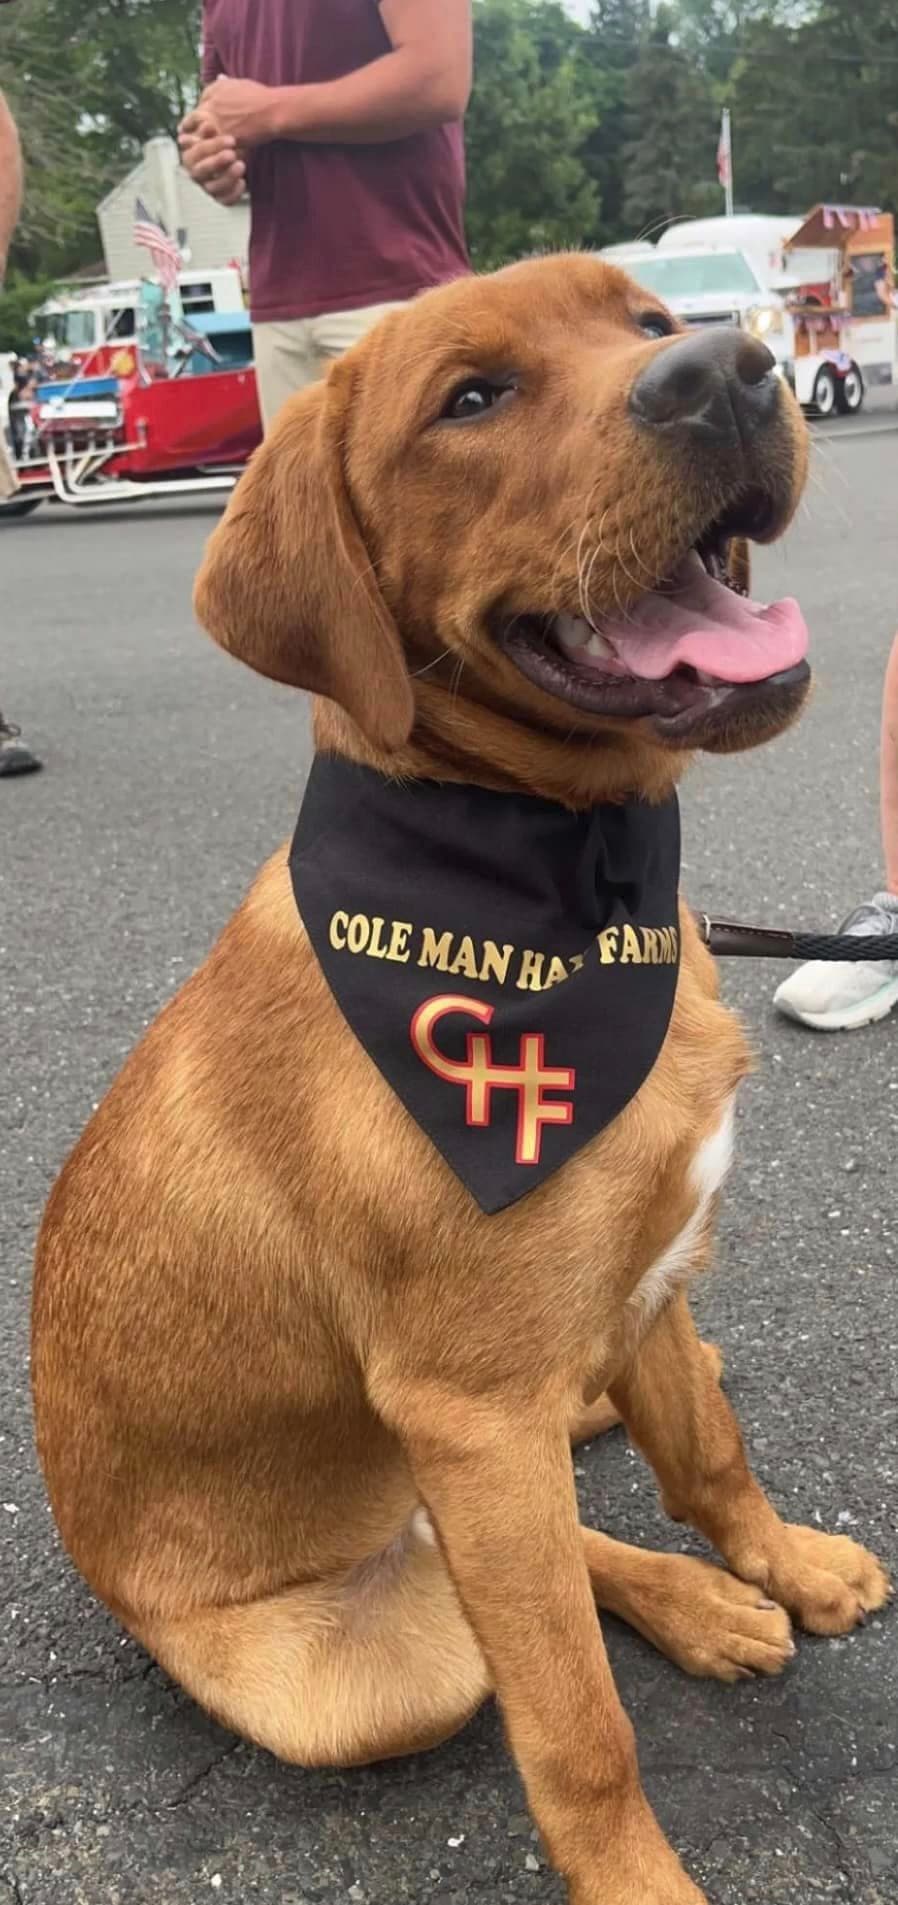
[0,497,41,521]
[835,364,864,415]
[812,365,839,418]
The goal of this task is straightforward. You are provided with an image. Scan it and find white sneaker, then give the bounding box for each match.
[773,892,898,1031]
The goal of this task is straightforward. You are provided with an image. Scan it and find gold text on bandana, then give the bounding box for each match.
[327,912,678,992]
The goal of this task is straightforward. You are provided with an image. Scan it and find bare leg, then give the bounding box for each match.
[881,631,898,894]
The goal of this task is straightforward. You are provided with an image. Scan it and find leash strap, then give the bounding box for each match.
[698,916,898,962]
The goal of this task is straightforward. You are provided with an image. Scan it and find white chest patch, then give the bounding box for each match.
[631,1095,736,1323]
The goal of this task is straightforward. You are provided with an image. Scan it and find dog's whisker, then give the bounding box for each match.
[802,455,855,533]
[810,433,855,492]
[546,522,584,605]
[612,540,645,599]
[580,505,623,629]
[576,524,600,631]
[412,647,454,679]
[582,541,605,624]
[806,446,857,533]
[628,529,657,582]
[549,518,587,588]
[633,211,692,246]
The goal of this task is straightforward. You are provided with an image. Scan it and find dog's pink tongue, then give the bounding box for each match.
[606,552,808,684]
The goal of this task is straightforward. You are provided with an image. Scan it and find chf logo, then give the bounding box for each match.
[410,994,575,1165]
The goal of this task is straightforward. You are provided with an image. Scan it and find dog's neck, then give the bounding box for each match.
[314,689,686,811]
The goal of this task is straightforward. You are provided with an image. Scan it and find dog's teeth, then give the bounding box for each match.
[555,614,591,650]
[554,615,615,662]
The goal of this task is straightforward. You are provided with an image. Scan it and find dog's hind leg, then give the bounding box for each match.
[607,1291,890,1639]
[569,1392,622,1443]
[579,1525,795,1681]
[571,1340,722,1446]
[139,1516,490,1767]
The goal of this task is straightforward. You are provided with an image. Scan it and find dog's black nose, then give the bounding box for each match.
[629,327,779,447]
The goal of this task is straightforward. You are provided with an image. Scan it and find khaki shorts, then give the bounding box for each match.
[252,300,409,433]
[0,428,19,499]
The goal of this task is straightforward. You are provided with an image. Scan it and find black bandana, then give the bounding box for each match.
[290,757,681,1215]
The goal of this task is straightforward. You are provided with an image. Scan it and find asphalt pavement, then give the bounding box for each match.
[2,407,898,1905]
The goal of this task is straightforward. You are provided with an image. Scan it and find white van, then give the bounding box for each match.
[597,242,656,265]
[656,215,802,287]
[620,244,792,368]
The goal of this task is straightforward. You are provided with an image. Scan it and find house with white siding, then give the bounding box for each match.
[97,136,250,282]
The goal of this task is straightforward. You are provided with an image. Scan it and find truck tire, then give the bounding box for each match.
[836,364,864,415]
[0,496,41,521]
[812,366,838,418]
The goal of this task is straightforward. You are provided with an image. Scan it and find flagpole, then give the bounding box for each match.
[723,108,734,218]
[160,289,170,373]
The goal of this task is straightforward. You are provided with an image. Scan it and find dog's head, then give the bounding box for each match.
[196,254,809,800]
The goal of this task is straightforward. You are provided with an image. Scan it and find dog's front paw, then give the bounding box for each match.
[752,1524,891,1636]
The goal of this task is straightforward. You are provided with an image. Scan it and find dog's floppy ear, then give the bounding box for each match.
[194,366,414,752]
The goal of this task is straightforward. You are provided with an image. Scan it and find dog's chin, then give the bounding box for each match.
[650,665,810,751]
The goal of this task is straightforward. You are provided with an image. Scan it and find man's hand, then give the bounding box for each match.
[178,108,247,205]
[198,77,281,147]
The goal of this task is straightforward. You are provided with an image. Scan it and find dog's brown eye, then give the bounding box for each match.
[442,378,512,422]
[638,313,674,340]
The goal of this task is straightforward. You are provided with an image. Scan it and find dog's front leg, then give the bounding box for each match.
[609,1291,890,1634]
[369,1362,706,1905]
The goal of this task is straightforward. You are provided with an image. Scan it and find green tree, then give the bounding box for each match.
[792,0,898,211]
[672,0,802,86]
[465,0,602,267]
[727,17,825,214]
[729,0,898,218]
[0,0,202,279]
[0,0,102,274]
[581,0,651,243]
[621,7,720,236]
[0,272,60,355]
[46,0,202,159]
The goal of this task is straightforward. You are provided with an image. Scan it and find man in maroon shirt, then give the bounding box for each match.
[179,0,471,430]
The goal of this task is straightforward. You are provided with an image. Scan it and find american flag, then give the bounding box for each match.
[822,205,881,233]
[716,110,732,190]
[133,198,182,290]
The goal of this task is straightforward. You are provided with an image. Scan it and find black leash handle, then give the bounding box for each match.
[698,915,898,962]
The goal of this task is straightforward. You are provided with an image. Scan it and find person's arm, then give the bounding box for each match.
[0,90,24,286]
[199,0,472,149]
[201,9,223,90]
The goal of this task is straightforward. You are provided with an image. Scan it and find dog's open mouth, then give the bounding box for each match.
[496,506,810,744]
